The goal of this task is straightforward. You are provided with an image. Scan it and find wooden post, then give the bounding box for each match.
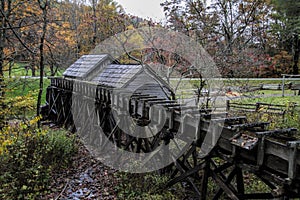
[255,102,260,112]
[226,100,230,111]
[282,74,286,97]
[287,141,300,180]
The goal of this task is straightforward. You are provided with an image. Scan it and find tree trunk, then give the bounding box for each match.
[0,0,5,128]
[0,0,7,97]
[92,0,97,45]
[0,44,3,78]
[293,34,300,74]
[37,0,48,127]
[0,0,13,78]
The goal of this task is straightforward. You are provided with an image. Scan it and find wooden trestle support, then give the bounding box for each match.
[43,77,300,199]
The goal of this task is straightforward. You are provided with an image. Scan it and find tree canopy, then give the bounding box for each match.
[0,0,299,79]
[162,0,300,77]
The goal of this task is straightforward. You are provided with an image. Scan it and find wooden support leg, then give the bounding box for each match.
[236,167,245,195]
[211,169,239,200]
[200,158,210,200]
[174,158,202,197]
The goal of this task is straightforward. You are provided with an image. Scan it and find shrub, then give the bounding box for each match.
[0,117,77,199]
[0,78,76,199]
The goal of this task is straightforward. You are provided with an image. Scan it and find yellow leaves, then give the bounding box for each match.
[0,126,17,156]
[107,4,116,11]
[0,116,46,156]
[273,51,293,73]
[5,94,35,112]
[275,51,293,60]
[2,139,13,147]
[0,139,12,155]
[0,86,36,125]
[47,20,76,49]
[264,0,272,5]
[14,97,34,110]
[29,116,42,126]
[24,131,32,138]
[50,22,60,30]
[15,0,41,18]
[37,129,47,137]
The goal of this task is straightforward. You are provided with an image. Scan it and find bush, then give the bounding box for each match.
[0,78,76,199]
[0,118,77,199]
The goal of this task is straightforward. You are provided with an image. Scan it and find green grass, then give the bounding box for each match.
[230,91,300,131]
[224,79,283,86]
[5,78,50,104]
[115,172,185,199]
[2,62,61,106]
[1,78,50,118]
[188,78,300,89]
[3,62,64,77]
[232,92,300,105]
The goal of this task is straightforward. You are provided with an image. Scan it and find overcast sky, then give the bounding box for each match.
[114,0,166,21]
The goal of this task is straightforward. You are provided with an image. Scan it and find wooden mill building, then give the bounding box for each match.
[62,54,174,99]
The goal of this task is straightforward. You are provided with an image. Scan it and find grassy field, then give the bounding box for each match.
[5,77,50,103]
[233,93,300,105]
[178,78,300,131]
[2,64,57,119]
[4,65,300,107]
[171,78,300,89]
[2,63,65,103]
[228,89,300,131]
[3,62,64,77]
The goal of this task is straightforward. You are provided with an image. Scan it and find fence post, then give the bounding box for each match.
[282,74,286,97]
[282,110,286,122]
[255,102,260,112]
[226,100,230,111]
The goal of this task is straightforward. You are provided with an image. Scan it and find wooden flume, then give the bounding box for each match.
[43,76,300,199]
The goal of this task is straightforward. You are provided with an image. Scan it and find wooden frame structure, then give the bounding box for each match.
[43,76,300,199]
[40,54,300,199]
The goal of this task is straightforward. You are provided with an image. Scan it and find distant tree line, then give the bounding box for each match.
[1,0,299,80]
[0,0,152,78]
[161,0,300,77]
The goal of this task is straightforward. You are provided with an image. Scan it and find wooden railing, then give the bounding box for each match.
[226,100,298,120]
[49,77,114,101]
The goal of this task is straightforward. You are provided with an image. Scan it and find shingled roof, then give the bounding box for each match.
[63,54,174,99]
[63,54,114,79]
[91,64,142,87]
